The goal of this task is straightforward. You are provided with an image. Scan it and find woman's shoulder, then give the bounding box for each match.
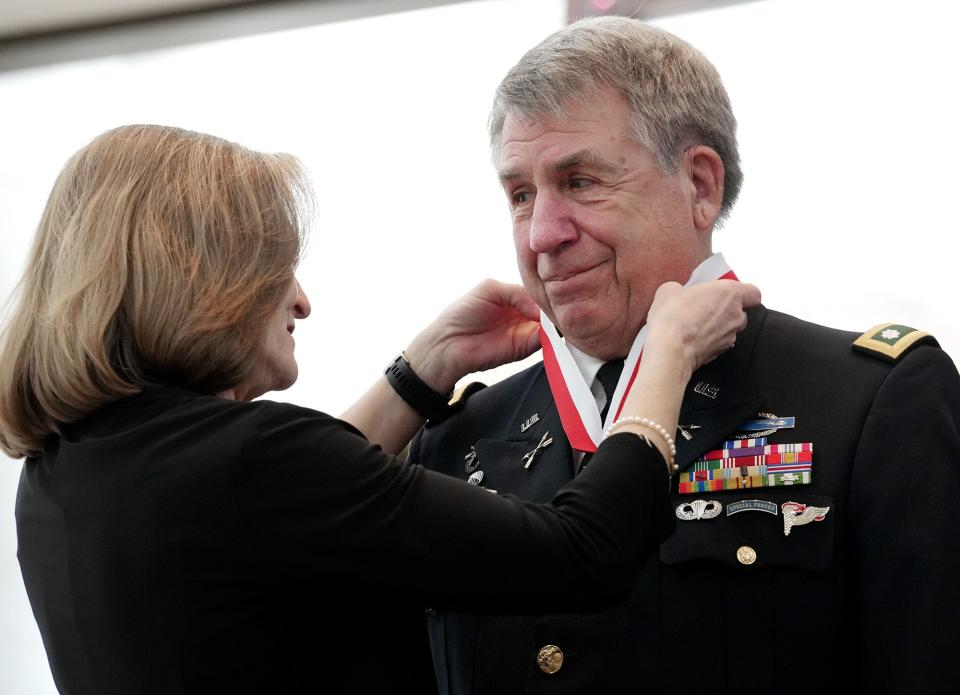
[71,384,361,452]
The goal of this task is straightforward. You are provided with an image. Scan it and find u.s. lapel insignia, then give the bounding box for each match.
[726,499,778,516]
[520,413,540,433]
[464,446,479,473]
[781,501,829,536]
[675,499,722,521]
[693,381,719,399]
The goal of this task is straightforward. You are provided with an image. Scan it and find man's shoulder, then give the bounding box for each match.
[464,359,546,403]
[759,307,947,372]
[414,360,546,455]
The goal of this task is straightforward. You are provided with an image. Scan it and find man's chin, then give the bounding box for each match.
[552,307,637,358]
[551,305,606,341]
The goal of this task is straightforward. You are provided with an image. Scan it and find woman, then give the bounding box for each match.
[0,125,758,694]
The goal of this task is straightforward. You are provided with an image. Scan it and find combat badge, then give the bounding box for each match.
[731,413,796,439]
[781,501,829,536]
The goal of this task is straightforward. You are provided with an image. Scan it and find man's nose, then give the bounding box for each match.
[528,192,577,254]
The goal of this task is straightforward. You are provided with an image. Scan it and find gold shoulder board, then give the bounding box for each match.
[852,323,938,363]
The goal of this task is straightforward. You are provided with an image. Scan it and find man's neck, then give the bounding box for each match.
[564,331,637,362]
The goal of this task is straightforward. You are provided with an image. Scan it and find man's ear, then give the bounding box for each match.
[684,145,725,232]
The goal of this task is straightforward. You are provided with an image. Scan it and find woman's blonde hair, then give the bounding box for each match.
[0,125,311,459]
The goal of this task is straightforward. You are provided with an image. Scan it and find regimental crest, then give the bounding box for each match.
[781,501,829,536]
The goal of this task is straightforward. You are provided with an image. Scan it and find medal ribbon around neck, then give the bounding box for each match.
[539,253,738,453]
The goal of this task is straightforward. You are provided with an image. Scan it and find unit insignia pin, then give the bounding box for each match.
[675,499,722,521]
[522,431,554,469]
[467,470,485,486]
[463,446,479,473]
[677,424,702,441]
[520,413,540,433]
[781,501,829,536]
[726,499,778,516]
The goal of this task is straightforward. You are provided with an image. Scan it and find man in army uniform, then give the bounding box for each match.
[408,16,960,694]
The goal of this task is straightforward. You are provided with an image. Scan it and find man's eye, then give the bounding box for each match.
[569,177,592,190]
[512,190,531,205]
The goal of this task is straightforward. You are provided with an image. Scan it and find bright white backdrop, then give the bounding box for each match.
[1,0,957,692]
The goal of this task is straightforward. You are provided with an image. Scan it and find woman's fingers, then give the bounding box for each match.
[646,280,762,372]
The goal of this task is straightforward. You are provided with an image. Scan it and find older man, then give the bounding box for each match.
[408,16,960,694]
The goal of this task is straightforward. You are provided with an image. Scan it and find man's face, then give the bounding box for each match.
[497,86,711,359]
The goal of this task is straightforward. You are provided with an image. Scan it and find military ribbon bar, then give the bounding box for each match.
[700,443,813,462]
[679,471,812,494]
[722,438,768,449]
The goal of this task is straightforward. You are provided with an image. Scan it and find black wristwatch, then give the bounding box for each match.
[384,353,453,422]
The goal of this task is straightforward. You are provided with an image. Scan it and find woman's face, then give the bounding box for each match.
[234,278,311,400]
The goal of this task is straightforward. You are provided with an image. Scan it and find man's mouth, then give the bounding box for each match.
[542,260,605,283]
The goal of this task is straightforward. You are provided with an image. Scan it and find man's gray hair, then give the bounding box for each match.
[489,16,742,223]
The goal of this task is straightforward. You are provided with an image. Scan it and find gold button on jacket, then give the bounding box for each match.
[736,545,757,565]
[536,645,564,674]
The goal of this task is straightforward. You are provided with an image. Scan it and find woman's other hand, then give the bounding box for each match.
[405,280,541,393]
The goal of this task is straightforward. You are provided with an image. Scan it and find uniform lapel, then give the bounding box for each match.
[472,365,574,502]
[673,306,767,473]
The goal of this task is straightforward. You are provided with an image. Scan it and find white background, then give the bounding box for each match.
[1,0,958,691]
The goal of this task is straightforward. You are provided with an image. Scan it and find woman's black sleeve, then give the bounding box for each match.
[233,403,674,613]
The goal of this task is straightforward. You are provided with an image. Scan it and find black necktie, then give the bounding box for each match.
[579,359,625,472]
[596,359,625,423]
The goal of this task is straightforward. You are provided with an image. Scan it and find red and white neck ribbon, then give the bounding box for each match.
[539,253,738,453]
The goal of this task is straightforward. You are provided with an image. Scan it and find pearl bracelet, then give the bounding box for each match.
[605,416,678,473]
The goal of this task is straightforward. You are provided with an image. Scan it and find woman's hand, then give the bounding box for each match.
[610,280,761,472]
[404,280,541,393]
[644,280,762,379]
